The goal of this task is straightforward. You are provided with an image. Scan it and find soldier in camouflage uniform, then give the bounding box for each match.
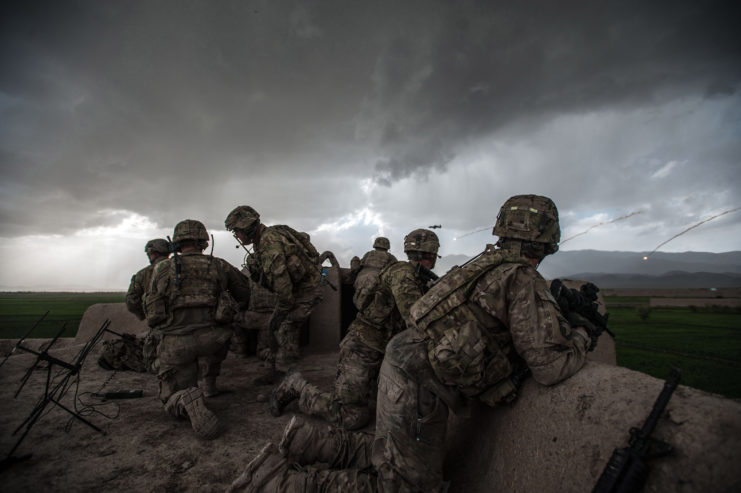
[232,195,599,491]
[225,206,323,378]
[268,229,439,431]
[126,239,170,320]
[146,220,250,439]
[350,237,397,311]
[98,239,170,373]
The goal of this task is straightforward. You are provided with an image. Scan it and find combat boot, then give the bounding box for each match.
[181,387,221,440]
[269,370,307,417]
[228,442,290,492]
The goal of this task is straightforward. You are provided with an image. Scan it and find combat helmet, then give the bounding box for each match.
[373,237,391,250]
[404,229,440,255]
[493,195,560,255]
[173,219,209,248]
[225,206,260,231]
[144,239,169,255]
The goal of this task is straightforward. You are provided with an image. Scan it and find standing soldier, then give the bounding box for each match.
[99,238,170,372]
[225,206,323,382]
[350,237,397,312]
[269,229,439,431]
[146,219,250,439]
[230,195,599,491]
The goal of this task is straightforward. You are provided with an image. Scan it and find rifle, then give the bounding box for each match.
[592,368,681,493]
[550,279,612,350]
[415,263,439,286]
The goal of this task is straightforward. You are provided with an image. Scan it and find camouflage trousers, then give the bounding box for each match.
[276,288,323,365]
[371,329,450,492]
[156,326,231,417]
[230,419,377,492]
[232,310,272,358]
[297,330,383,429]
[98,336,147,373]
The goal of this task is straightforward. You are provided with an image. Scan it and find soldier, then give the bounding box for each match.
[231,195,599,491]
[126,239,170,320]
[98,238,170,373]
[269,229,439,431]
[350,237,397,312]
[146,219,250,439]
[225,206,323,381]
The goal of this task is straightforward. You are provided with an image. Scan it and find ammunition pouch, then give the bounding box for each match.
[145,292,168,327]
[215,290,239,324]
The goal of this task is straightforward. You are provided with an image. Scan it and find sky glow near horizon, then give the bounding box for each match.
[1,0,740,290]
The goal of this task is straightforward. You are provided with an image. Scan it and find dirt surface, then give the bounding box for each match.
[0,341,340,492]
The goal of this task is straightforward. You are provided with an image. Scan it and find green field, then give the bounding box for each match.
[1,292,740,399]
[604,301,741,399]
[0,292,125,338]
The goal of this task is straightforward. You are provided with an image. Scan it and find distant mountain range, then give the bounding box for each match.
[435,250,741,288]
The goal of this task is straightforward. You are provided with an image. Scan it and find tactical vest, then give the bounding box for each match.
[352,250,396,311]
[146,254,236,328]
[409,248,529,404]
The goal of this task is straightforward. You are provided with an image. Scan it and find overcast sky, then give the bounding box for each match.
[1,0,740,290]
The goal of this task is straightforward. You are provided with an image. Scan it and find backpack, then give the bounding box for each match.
[410,248,529,401]
[272,225,320,283]
[352,250,396,311]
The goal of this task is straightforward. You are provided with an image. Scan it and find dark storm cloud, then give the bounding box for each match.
[0,0,739,238]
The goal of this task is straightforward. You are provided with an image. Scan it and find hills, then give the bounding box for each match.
[435,250,741,288]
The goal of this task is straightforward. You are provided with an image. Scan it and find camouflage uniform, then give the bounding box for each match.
[280,260,428,430]
[238,196,593,491]
[352,242,397,312]
[231,277,277,359]
[247,225,322,364]
[126,261,162,320]
[147,221,250,438]
[99,241,168,373]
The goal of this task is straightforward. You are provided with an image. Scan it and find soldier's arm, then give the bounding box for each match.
[386,264,425,326]
[125,271,145,320]
[504,267,589,386]
[222,260,252,305]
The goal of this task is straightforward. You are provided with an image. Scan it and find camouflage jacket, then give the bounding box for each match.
[147,252,251,334]
[250,225,321,313]
[411,247,589,397]
[352,261,428,352]
[125,257,167,321]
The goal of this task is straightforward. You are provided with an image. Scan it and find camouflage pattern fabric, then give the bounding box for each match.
[98,336,147,372]
[125,256,166,320]
[353,261,427,352]
[352,249,397,311]
[370,247,590,491]
[232,279,276,358]
[250,225,323,363]
[229,420,377,492]
[289,261,428,430]
[148,251,250,413]
[296,331,383,429]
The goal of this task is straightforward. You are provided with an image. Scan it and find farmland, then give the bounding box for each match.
[0,292,125,339]
[0,291,739,399]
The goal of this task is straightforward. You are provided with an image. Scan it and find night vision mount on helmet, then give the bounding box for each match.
[403,229,440,255]
[493,195,560,255]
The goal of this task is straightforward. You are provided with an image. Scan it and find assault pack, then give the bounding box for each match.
[410,247,530,404]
